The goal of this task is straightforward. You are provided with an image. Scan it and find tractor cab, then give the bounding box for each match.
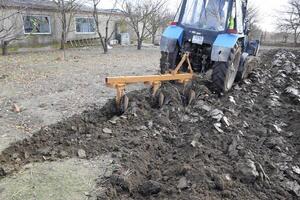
[180,0,230,32]
[185,0,246,32]
[160,0,260,92]
[162,0,247,50]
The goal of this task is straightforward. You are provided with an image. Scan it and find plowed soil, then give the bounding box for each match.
[0,49,299,200]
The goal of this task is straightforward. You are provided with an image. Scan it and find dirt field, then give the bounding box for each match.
[0,46,160,152]
[0,46,160,199]
[0,46,300,200]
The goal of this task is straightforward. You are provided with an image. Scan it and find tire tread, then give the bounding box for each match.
[212,45,241,92]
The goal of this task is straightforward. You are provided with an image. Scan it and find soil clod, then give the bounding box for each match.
[77,149,86,158]
[177,177,188,190]
[138,180,162,196]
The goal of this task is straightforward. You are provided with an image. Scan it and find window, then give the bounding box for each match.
[23,16,51,34]
[181,0,229,31]
[235,0,244,33]
[174,0,183,22]
[75,18,95,33]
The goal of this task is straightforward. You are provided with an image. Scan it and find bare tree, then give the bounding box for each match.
[121,0,166,50]
[92,0,119,54]
[282,31,289,43]
[147,7,172,45]
[245,3,261,40]
[53,0,82,50]
[277,0,300,45]
[0,0,26,55]
[246,4,259,29]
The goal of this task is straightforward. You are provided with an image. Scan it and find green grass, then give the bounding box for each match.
[6,42,61,53]
[7,46,19,52]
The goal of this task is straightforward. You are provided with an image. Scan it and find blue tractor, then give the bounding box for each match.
[160,0,260,92]
[106,0,261,112]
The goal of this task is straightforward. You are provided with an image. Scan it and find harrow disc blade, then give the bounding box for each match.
[183,87,196,106]
[158,91,165,108]
[118,95,129,114]
[151,90,165,108]
[187,89,196,106]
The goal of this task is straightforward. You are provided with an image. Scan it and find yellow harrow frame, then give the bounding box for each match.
[105,53,194,112]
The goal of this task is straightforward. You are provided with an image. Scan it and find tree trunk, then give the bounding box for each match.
[152,34,155,45]
[61,8,67,50]
[103,46,108,54]
[104,27,109,54]
[104,39,108,54]
[283,35,288,43]
[1,41,8,56]
[60,31,65,50]
[137,38,142,50]
[97,32,107,54]
[137,41,142,50]
[294,30,298,45]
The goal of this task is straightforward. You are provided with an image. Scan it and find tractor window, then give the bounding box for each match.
[174,0,183,22]
[236,0,244,33]
[181,0,229,31]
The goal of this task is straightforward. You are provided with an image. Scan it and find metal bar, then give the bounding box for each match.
[172,53,188,74]
[186,54,194,73]
[106,73,193,87]
[116,84,126,107]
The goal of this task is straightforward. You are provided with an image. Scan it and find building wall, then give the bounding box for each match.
[5,7,122,47]
[68,12,120,41]
[6,8,59,47]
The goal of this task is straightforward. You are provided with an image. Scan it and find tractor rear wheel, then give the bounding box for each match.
[160,47,180,74]
[212,45,242,92]
[236,56,259,81]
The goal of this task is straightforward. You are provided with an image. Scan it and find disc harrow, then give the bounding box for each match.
[105,53,195,113]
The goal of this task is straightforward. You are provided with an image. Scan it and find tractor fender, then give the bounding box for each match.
[160,26,184,53]
[211,34,243,62]
[246,40,260,56]
[238,52,249,73]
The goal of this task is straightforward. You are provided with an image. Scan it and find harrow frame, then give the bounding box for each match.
[105,53,194,112]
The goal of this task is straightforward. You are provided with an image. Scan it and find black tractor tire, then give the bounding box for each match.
[236,56,259,82]
[212,45,242,92]
[160,47,180,74]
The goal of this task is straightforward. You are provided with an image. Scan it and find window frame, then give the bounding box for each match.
[75,17,96,34]
[23,15,52,35]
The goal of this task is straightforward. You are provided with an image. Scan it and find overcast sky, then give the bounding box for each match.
[101,0,289,32]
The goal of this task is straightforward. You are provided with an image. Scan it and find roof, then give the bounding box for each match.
[3,0,59,10]
[1,0,123,15]
[100,9,124,14]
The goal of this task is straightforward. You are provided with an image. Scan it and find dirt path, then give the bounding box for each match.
[0,46,160,153]
[0,48,299,199]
